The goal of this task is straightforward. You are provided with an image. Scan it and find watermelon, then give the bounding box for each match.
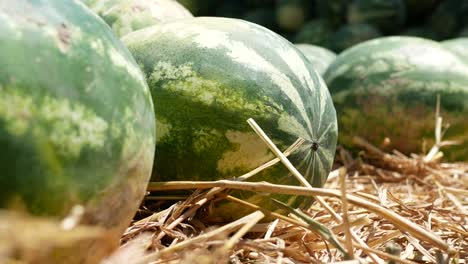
[89,0,193,37]
[0,0,155,240]
[123,17,338,221]
[324,36,468,161]
[295,44,337,75]
[327,23,382,52]
[294,19,334,46]
[348,0,407,33]
[442,38,468,65]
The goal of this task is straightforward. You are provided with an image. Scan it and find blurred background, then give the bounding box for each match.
[176,0,468,53]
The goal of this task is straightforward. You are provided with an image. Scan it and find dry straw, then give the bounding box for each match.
[105,111,466,263]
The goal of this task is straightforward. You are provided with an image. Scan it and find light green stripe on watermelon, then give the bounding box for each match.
[123,17,338,221]
[88,0,193,37]
[442,38,468,65]
[0,0,155,239]
[324,36,468,161]
[295,44,336,75]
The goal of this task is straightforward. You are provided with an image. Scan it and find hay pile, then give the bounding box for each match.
[0,119,465,264]
[104,121,467,264]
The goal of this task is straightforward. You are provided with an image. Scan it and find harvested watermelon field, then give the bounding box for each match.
[1,0,467,263]
[3,120,466,263]
[106,120,467,264]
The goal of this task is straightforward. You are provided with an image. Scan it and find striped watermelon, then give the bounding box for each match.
[89,0,193,37]
[295,44,337,75]
[123,17,338,221]
[0,0,155,241]
[324,36,468,160]
[442,38,468,65]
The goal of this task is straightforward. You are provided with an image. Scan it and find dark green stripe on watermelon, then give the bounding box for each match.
[324,36,468,161]
[123,17,338,221]
[0,0,155,238]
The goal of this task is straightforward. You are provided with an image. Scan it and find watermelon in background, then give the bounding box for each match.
[324,36,468,160]
[0,0,155,247]
[348,0,407,34]
[327,23,381,52]
[442,38,468,65]
[295,44,337,75]
[89,0,193,37]
[123,17,338,221]
[294,19,334,47]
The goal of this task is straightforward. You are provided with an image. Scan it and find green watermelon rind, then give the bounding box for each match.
[123,17,338,221]
[324,36,468,160]
[89,0,193,37]
[0,0,156,234]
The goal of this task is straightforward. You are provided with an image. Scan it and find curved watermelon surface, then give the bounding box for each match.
[324,36,468,161]
[442,38,468,65]
[295,44,336,75]
[123,17,338,221]
[89,0,193,37]
[0,0,155,236]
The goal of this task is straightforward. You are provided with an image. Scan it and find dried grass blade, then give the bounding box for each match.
[271,198,350,259]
